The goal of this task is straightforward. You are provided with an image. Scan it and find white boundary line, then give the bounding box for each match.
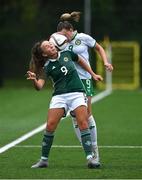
[0,89,112,154]
[0,124,46,154]
[91,89,112,103]
[15,145,142,149]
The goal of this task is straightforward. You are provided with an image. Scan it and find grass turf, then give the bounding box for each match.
[0,88,142,179]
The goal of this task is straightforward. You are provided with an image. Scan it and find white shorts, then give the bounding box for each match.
[49,92,87,115]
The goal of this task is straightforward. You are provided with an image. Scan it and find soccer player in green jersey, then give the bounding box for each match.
[27,40,103,168]
[55,12,113,167]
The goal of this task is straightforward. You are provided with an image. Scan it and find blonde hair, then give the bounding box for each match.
[60,11,81,22]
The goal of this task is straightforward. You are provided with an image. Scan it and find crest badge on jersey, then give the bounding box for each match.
[64,57,69,62]
[75,39,81,45]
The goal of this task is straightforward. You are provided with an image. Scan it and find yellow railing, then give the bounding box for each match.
[96,41,140,90]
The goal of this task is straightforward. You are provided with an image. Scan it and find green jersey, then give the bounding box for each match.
[44,51,85,96]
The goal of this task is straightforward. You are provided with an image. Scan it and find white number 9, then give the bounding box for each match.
[61,66,68,75]
[86,79,91,88]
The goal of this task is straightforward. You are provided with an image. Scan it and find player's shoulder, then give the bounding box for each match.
[61,50,76,54]
[76,32,87,38]
[77,32,91,37]
[61,50,71,55]
[76,32,93,40]
[61,50,77,58]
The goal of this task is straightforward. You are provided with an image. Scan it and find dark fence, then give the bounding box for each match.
[0,0,142,87]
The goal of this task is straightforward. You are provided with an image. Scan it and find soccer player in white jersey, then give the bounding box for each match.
[57,12,113,167]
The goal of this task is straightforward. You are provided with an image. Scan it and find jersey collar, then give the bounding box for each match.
[71,30,78,41]
[49,52,61,62]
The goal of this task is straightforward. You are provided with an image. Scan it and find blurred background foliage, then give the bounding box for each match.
[0,0,142,87]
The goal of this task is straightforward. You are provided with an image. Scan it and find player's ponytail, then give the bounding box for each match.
[70,11,81,22]
[60,11,81,22]
[60,13,72,21]
[29,41,46,77]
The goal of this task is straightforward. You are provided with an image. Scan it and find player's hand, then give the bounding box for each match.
[26,71,36,80]
[92,74,103,81]
[104,63,113,72]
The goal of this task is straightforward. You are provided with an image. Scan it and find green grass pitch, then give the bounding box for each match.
[0,88,142,179]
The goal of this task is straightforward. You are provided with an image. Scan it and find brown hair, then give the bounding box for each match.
[60,11,81,22]
[57,21,74,32]
[57,11,81,32]
[29,41,46,78]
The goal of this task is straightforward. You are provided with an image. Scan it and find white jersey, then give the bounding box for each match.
[65,32,96,79]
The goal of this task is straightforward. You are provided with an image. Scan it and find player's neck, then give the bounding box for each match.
[50,52,60,62]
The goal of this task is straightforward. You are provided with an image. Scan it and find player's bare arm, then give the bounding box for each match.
[77,56,103,81]
[26,71,45,90]
[95,42,113,72]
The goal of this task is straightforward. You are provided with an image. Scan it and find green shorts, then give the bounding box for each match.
[81,79,94,97]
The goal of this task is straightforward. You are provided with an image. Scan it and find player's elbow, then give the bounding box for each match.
[34,84,43,91]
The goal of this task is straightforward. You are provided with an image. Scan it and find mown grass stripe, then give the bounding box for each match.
[0,89,112,154]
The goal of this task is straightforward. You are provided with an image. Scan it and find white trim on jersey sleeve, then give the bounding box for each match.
[44,61,50,67]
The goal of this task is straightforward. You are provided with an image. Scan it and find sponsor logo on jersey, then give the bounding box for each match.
[75,39,81,45]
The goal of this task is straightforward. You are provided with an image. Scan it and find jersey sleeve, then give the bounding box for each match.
[70,51,79,62]
[43,61,50,77]
[81,33,96,48]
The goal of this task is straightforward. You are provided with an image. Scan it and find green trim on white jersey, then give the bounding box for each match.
[66,33,96,79]
[81,79,94,97]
